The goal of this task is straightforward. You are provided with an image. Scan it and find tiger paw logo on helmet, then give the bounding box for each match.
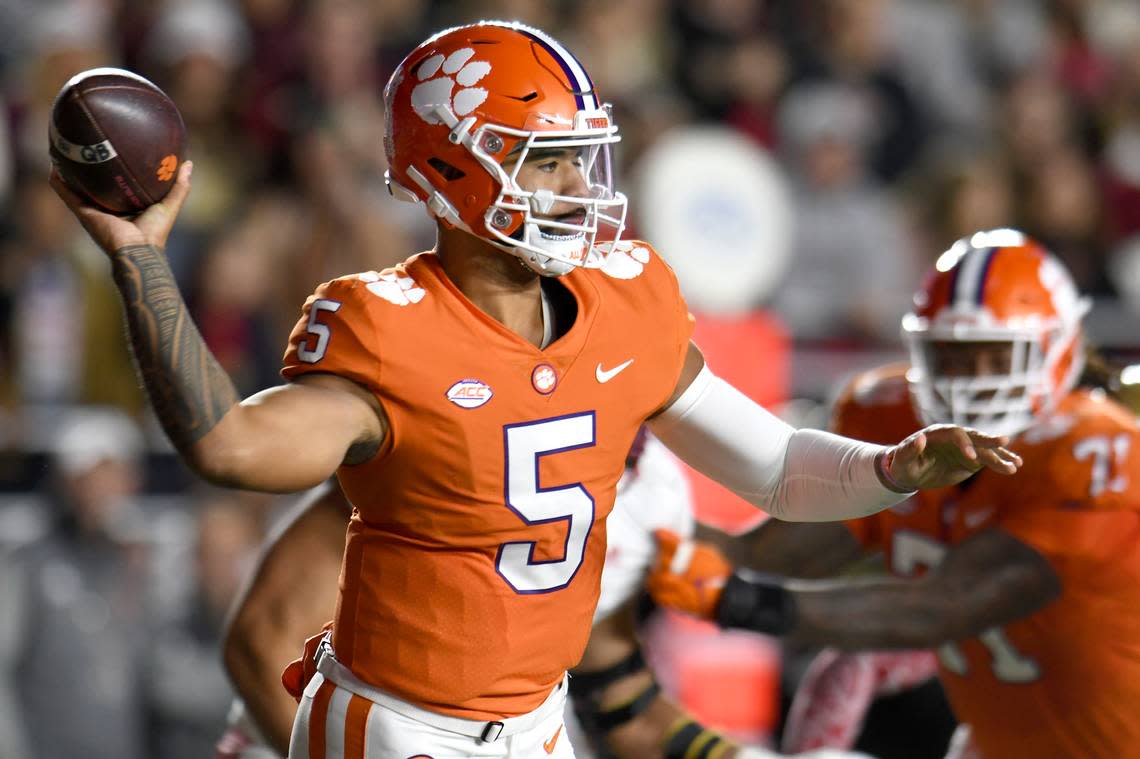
[410,48,491,126]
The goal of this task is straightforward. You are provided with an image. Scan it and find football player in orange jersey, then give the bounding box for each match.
[51,21,1018,758]
[217,434,869,759]
[649,229,1140,759]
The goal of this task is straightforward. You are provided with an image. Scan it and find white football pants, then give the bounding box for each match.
[289,648,575,759]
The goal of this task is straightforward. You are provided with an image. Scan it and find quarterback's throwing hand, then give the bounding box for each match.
[882,424,1023,492]
[49,160,193,256]
[647,529,733,620]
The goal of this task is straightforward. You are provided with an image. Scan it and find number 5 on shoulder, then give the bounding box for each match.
[297,299,342,364]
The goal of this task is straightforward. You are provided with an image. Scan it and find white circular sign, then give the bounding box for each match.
[632,127,793,314]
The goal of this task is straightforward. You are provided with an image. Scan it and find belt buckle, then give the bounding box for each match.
[480,721,504,742]
[315,634,333,665]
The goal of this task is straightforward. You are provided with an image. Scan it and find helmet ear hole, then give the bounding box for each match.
[427,157,466,181]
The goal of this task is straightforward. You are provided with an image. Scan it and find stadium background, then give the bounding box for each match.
[1,0,1139,757]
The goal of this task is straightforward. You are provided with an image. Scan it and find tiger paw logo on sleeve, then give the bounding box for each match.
[598,240,650,280]
[362,271,427,306]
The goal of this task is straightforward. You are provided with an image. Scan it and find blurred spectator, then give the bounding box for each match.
[771,82,917,343]
[191,192,304,395]
[1095,4,1140,242]
[235,0,306,178]
[8,1,115,172]
[722,33,789,148]
[958,0,1048,78]
[794,0,928,182]
[288,0,433,277]
[671,0,769,120]
[913,148,1016,261]
[142,0,254,286]
[0,91,12,210]
[1000,71,1082,176]
[886,0,990,140]
[451,0,558,30]
[567,0,691,168]
[0,409,156,759]
[1022,145,1113,294]
[148,494,262,759]
[1108,234,1140,313]
[567,0,672,104]
[1042,0,1115,107]
[0,175,143,413]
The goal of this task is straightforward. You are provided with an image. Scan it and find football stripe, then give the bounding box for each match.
[308,678,336,759]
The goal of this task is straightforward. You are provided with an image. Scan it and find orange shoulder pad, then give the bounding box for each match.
[281,272,385,390]
[830,364,920,445]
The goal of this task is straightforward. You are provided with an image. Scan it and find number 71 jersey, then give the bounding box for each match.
[281,244,692,720]
[834,365,1140,759]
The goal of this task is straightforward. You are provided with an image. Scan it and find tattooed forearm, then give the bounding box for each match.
[111,244,239,451]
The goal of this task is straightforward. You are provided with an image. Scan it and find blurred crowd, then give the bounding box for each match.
[0,0,1139,756]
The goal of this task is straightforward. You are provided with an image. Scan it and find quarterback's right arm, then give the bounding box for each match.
[649,343,1020,521]
[51,165,384,493]
[111,246,385,492]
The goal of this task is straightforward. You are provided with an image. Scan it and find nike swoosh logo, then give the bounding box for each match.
[543,724,562,754]
[596,359,634,383]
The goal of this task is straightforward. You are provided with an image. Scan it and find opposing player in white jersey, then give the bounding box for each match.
[218,431,866,759]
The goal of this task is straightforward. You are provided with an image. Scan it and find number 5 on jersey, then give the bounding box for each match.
[499,413,596,594]
[297,298,342,363]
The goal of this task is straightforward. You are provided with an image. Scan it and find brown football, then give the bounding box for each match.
[49,68,187,215]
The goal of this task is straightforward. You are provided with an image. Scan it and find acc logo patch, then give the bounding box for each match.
[446,379,493,409]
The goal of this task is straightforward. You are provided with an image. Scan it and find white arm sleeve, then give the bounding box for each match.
[648,365,912,521]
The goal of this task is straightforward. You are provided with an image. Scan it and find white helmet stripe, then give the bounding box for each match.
[953,246,996,307]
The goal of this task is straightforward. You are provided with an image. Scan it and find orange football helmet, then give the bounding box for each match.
[902,229,1091,437]
[383,21,627,276]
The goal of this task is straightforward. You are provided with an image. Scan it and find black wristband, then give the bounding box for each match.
[590,680,661,732]
[715,571,797,635]
[663,718,729,759]
[569,647,646,697]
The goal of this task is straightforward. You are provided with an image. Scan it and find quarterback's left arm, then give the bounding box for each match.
[648,344,1021,521]
[649,527,1060,649]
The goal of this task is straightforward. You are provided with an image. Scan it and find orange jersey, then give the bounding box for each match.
[834,365,1140,758]
[281,243,692,720]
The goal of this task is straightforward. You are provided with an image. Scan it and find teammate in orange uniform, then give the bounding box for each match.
[51,20,1018,758]
[650,230,1140,759]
